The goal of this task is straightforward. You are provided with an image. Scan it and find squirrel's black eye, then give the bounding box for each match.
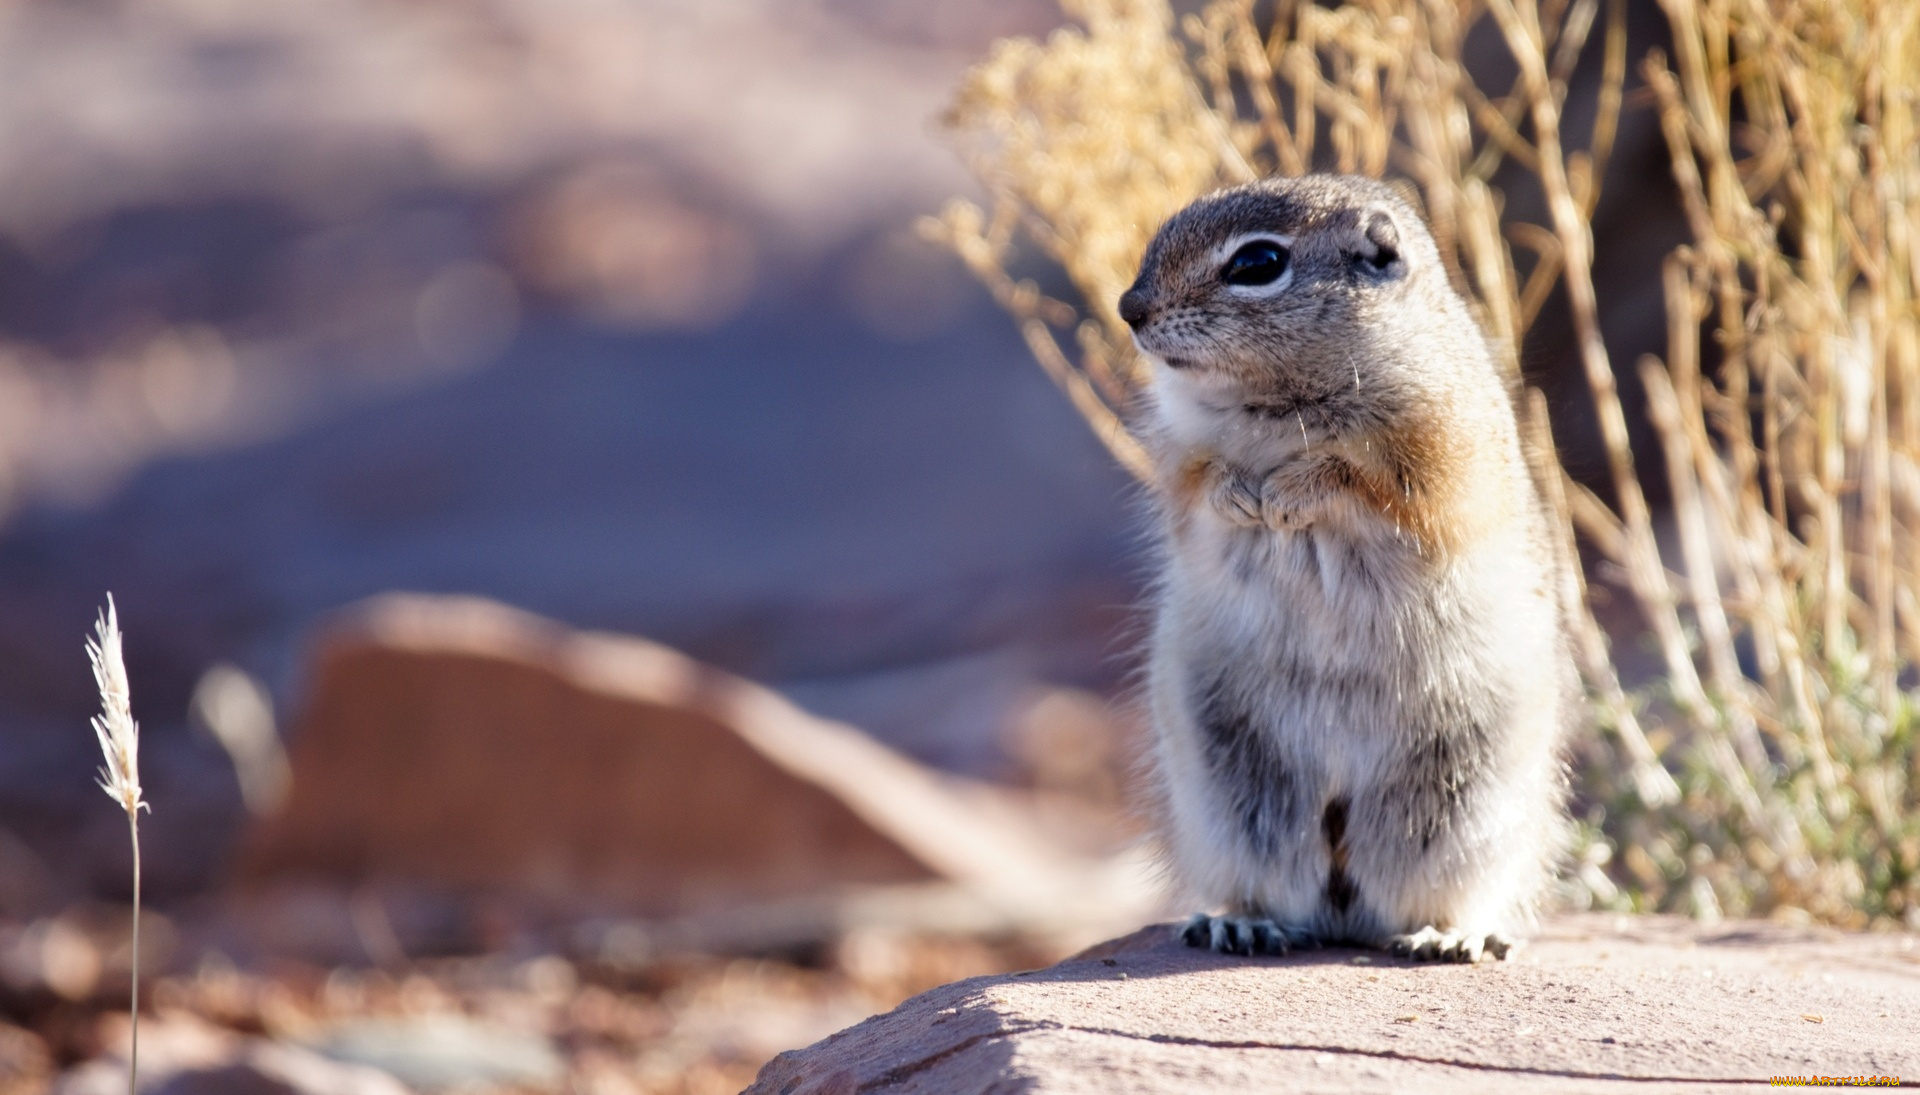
[1222,240,1291,287]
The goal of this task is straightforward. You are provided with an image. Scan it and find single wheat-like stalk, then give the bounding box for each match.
[88,594,145,1095]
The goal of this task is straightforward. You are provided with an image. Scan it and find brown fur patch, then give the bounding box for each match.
[1162,453,1218,536]
[1171,454,1213,509]
[1340,403,1516,558]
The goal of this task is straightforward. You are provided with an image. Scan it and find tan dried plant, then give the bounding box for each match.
[1633,0,1920,925]
[928,0,1920,926]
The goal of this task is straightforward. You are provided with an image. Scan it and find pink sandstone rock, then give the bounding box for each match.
[236,593,1153,945]
[749,913,1920,1093]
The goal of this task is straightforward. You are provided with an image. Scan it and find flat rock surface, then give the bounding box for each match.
[749,914,1920,1093]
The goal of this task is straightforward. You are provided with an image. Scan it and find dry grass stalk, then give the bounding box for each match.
[1635,0,1920,924]
[87,594,146,1095]
[935,0,1920,925]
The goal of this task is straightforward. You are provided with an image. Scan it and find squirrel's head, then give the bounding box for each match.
[1119,176,1466,402]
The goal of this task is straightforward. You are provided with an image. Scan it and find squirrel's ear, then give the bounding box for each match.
[1345,204,1404,274]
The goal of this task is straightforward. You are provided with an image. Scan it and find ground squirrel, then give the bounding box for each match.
[1120,175,1574,963]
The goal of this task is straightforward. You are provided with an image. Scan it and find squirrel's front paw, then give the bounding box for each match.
[1256,474,1308,530]
[1203,464,1267,528]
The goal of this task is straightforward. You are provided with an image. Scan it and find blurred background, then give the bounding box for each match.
[0,0,1743,1087]
[0,0,1189,1091]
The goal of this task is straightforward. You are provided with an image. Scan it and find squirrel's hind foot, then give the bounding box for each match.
[1387,926,1514,963]
[1178,912,1316,957]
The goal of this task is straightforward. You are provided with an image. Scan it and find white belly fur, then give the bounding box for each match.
[1149,496,1566,943]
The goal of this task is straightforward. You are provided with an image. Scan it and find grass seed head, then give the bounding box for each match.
[88,594,145,818]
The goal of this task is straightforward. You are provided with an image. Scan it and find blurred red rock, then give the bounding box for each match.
[237,594,1086,919]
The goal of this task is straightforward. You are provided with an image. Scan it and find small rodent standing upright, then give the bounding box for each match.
[1119,175,1575,963]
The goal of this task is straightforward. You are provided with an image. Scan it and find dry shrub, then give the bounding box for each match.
[1636,0,1920,925]
[928,0,1920,927]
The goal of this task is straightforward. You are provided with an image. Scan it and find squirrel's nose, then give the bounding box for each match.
[1118,287,1152,330]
